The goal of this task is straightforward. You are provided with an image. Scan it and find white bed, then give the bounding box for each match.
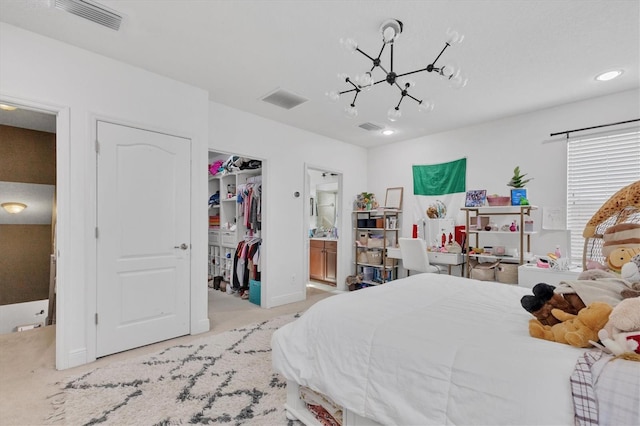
[272,273,587,426]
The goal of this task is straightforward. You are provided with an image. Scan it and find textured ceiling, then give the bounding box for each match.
[0,0,638,147]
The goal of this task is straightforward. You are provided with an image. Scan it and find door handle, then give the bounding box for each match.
[174,243,188,250]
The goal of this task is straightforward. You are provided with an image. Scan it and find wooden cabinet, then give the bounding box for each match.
[310,239,337,284]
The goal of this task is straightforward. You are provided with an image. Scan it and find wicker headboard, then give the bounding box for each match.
[582,180,640,269]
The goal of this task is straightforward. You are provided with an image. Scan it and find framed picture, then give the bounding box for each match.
[465,190,487,207]
[384,187,403,210]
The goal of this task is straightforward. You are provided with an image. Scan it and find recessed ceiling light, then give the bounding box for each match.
[595,70,623,81]
[0,104,18,111]
[382,129,394,136]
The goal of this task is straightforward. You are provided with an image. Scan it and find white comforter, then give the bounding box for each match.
[272,273,586,426]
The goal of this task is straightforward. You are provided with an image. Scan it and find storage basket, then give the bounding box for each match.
[496,263,518,284]
[487,195,510,206]
[357,249,368,263]
[358,231,369,246]
[366,250,382,265]
[385,257,397,267]
[470,260,500,281]
[367,237,386,248]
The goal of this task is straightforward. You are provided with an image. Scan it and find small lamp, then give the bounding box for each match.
[1,202,27,214]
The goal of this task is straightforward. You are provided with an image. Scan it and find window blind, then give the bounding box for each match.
[566,127,640,264]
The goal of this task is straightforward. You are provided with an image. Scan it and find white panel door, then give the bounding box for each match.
[96,121,191,357]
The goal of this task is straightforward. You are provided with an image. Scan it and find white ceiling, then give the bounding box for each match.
[0,0,638,147]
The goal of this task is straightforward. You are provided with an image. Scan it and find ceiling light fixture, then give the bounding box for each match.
[382,129,395,136]
[595,70,623,81]
[0,104,18,111]
[1,202,27,214]
[327,19,467,121]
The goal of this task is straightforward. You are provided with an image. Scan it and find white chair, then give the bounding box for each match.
[398,238,441,275]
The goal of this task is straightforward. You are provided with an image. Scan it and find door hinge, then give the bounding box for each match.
[95,139,100,154]
[95,313,98,325]
[95,227,99,238]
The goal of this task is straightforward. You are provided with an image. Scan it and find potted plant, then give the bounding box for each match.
[507,166,532,205]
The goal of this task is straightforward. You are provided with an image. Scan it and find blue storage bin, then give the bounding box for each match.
[249,279,261,306]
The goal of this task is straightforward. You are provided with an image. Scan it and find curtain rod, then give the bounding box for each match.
[550,118,640,138]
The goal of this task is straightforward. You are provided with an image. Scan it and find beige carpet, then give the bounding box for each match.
[0,285,335,425]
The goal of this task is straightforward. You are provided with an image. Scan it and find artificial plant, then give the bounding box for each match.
[507,166,533,188]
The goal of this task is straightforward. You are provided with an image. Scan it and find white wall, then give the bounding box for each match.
[368,89,640,260]
[209,102,367,305]
[0,23,210,369]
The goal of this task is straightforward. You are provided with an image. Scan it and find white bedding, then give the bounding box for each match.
[272,273,586,426]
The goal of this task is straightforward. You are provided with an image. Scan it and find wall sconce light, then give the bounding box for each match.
[1,202,27,214]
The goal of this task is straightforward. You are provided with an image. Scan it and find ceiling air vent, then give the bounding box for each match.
[55,0,123,31]
[358,122,383,132]
[260,89,308,110]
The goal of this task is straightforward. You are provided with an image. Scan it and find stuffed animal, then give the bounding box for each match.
[345,273,364,291]
[607,247,640,273]
[528,302,613,348]
[596,297,640,357]
[621,254,640,298]
[521,283,586,326]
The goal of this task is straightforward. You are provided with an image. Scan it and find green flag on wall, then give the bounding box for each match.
[412,158,466,195]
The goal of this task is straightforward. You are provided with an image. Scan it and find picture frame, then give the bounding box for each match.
[465,189,487,207]
[384,187,403,210]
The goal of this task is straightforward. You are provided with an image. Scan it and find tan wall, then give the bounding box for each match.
[0,125,55,305]
[0,125,56,184]
[0,225,52,305]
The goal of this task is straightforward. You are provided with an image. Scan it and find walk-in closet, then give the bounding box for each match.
[208,151,262,304]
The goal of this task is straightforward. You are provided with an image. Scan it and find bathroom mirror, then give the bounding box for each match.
[316,190,337,230]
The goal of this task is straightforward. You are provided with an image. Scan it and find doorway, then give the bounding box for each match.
[305,165,344,292]
[0,104,57,334]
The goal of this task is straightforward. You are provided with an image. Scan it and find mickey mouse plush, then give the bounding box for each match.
[521,283,586,326]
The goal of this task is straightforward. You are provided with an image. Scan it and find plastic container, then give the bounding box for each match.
[249,280,261,305]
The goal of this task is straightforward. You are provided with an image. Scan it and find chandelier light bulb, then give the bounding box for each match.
[337,73,350,82]
[387,107,402,122]
[344,105,358,118]
[418,100,434,113]
[340,37,358,52]
[439,62,459,79]
[449,74,468,90]
[357,72,374,89]
[400,79,416,88]
[446,28,464,45]
[326,91,340,102]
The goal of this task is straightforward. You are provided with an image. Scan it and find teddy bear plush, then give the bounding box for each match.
[596,297,640,357]
[521,283,586,326]
[528,301,613,348]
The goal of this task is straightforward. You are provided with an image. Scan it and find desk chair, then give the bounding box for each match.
[398,238,441,275]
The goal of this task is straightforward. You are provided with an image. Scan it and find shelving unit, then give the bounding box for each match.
[462,205,537,278]
[208,158,262,283]
[353,209,401,285]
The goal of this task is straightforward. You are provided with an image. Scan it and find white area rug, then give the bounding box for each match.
[48,313,299,425]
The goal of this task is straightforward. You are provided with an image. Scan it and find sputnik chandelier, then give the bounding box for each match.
[327,19,467,121]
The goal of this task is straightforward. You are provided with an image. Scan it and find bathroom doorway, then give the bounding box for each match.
[305,165,343,292]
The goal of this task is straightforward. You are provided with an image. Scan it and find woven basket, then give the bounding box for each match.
[496,263,518,284]
[487,195,510,206]
[366,250,382,265]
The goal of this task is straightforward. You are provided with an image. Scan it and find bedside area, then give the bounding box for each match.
[517,263,583,289]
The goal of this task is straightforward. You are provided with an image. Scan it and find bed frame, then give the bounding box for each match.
[285,381,382,426]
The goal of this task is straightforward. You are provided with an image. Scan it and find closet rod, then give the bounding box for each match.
[550,118,640,138]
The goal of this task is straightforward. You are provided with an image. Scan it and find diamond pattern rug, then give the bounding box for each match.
[48,313,299,425]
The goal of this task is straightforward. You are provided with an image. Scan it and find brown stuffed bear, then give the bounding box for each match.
[521,283,586,326]
[528,302,613,348]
